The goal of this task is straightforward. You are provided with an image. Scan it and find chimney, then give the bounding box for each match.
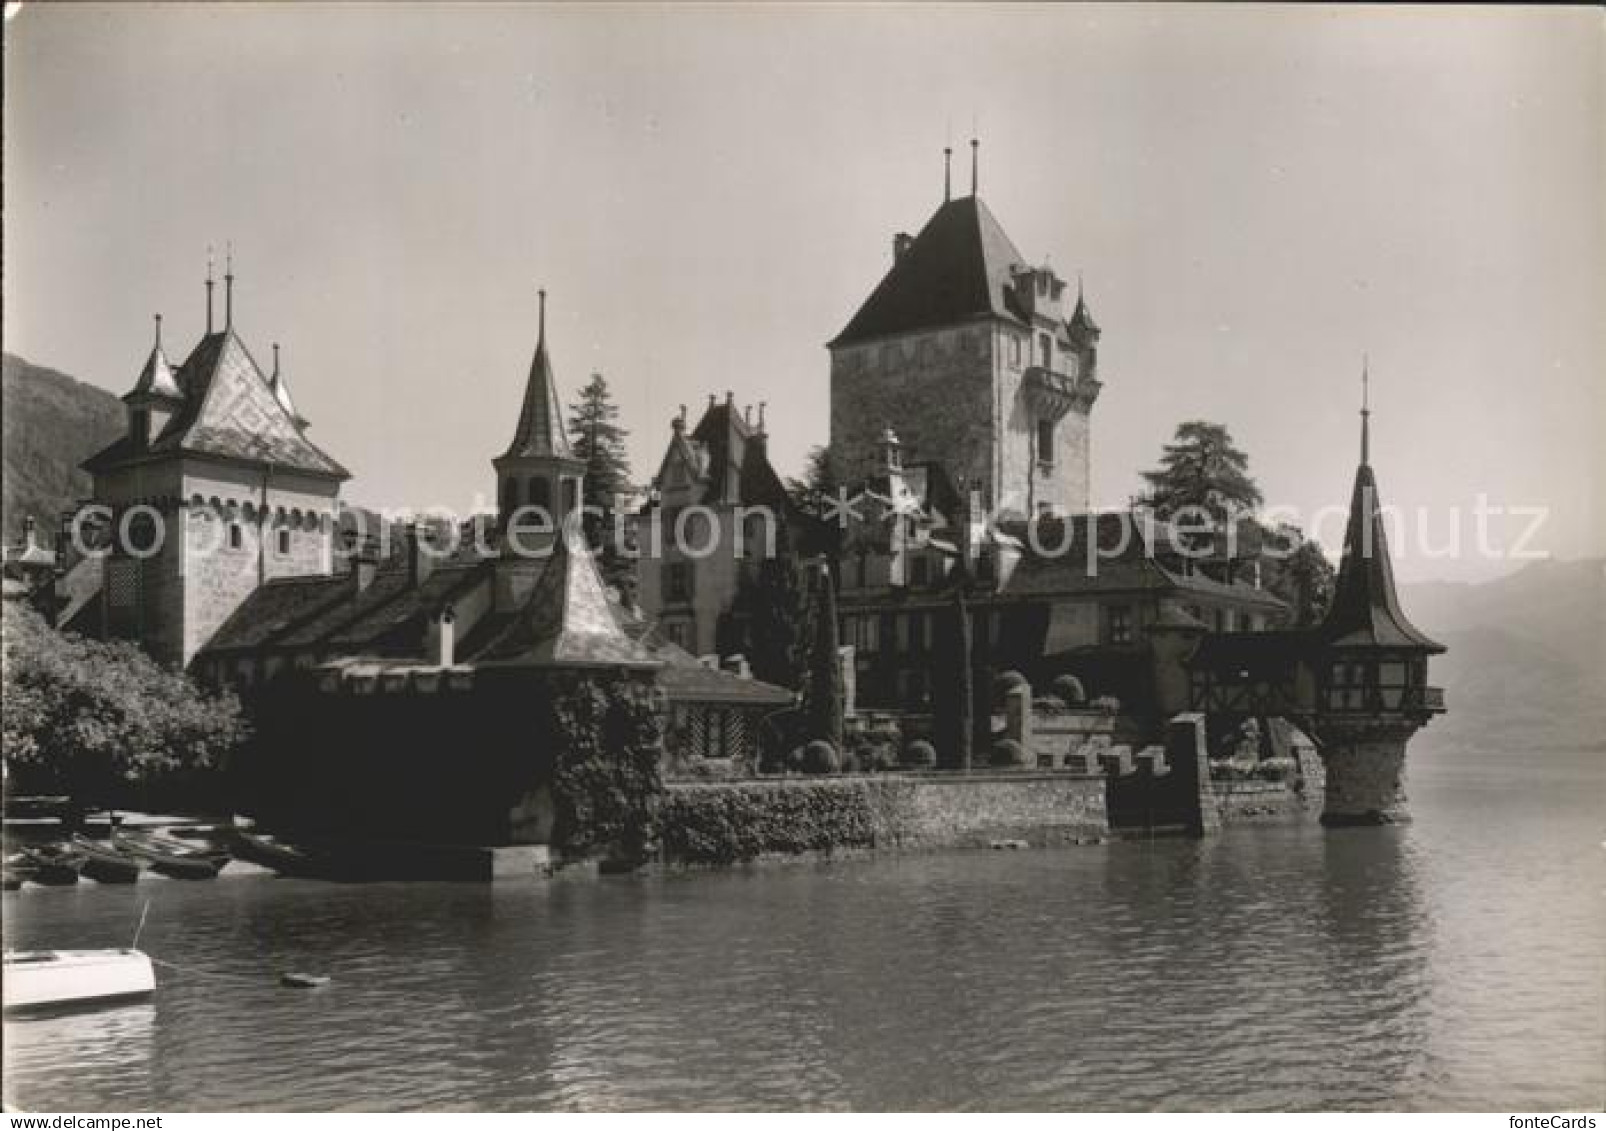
[672,404,687,433]
[348,531,379,595]
[429,604,456,667]
[893,232,915,262]
[404,521,437,587]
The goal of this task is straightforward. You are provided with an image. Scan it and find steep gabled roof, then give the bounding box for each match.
[685,402,789,509]
[830,196,1030,348]
[125,343,183,404]
[475,536,659,668]
[84,329,348,479]
[1318,462,1444,652]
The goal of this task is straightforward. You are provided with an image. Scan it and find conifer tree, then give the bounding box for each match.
[1139,421,1263,522]
[567,372,636,594]
[803,559,844,751]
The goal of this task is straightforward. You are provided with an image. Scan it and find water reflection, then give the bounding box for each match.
[2,758,1601,1110]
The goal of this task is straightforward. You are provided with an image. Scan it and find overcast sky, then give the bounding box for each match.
[4,3,1600,582]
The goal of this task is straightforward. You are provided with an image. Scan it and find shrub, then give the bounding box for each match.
[990,739,1028,767]
[659,779,884,863]
[903,739,937,769]
[869,746,900,773]
[1091,694,1121,714]
[993,670,1028,704]
[840,749,862,774]
[1052,674,1087,706]
[803,739,840,775]
[1032,694,1066,715]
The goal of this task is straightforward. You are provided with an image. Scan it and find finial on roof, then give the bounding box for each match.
[707,393,716,409]
[970,137,979,196]
[1077,270,1084,302]
[538,288,547,342]
[758,401,767,433]
[154,313,163,349]
[1360,353,1371,467]
[944,146,952,203]
[272,342,281,378]
[725,390,734,406]
[225,241,234,329]
[205,244,215,334]
[673,404,686,432]
[744,404,752,427]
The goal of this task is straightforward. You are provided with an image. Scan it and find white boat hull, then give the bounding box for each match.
[3,949,156,1013]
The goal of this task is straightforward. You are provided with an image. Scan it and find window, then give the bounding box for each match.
[1008,336,1022,368]
[229,523,242,550]
[1036,418,1056,465]
[845,615,879,653]
[1106,605,1133,645]
[665,620,689,648]
[278,529,291,555]
[1038,333,1053,369]
[910,556,930,587]
[528,477,552,511]
[664,561,692,603]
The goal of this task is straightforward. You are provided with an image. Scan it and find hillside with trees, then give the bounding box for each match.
[1,353,124,543]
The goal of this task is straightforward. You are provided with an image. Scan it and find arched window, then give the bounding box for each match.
[229,524,243,550]
[1036,418,1056,465]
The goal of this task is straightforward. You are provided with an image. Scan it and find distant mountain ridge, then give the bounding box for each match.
[1401,558,1606,755]
[2,352,123,542]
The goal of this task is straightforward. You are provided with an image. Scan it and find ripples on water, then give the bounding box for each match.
[3,749,1602,1111]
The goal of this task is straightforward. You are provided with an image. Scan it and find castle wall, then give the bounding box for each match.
[830,325,998,502]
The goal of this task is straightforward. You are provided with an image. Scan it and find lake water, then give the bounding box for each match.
[4,746,1602,1111]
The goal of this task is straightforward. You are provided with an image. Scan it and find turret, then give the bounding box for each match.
[1308,361,1446,825]
[492,289,585,555]
[122,314,184,449]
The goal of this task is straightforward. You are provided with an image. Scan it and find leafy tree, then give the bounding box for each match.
[1,603,248,821]
[1258,523,1337,628]
[1140,421,1263,523]
[932,587,975,770]
[567,372,637,596]
[716,544,811,692]
[785,445,846,562]
[802,560,844,750]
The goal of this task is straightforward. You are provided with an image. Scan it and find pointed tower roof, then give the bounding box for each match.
[502,290,577,463]
[84,327,347,479]
[478,535,660,668]
[124,315,184,404]
[1318,372,1444,653]
[830,196,1032,348]
[269,343,309,429]
[1070,277,1101,341]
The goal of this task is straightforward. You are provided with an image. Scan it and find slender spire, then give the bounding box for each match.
[205,245,215,334]
[1361,353,1371,467]
[154,312,163,349]
[970,137,979,196]
[225,241,234,329]
[944,146,952,203]
[272,342,281,379]
[500,286,576,462]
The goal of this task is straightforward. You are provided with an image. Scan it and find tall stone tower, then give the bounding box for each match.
[1308,375,1446,825]
[828,147,1102,518]
[492,290,585,553]
[82,262,348,668]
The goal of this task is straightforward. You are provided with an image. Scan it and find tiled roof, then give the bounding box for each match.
[685,402,790,509]
[650,641,795,706]
[996,513,1286,609]
[830,196,1031,348]
[475,536,660,668]
[84,330,348,479]
[501,324,575,463]
[1318,463,1444,652]
[125,341,183,403]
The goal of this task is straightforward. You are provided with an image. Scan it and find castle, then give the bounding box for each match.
[35,148,1444,832]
